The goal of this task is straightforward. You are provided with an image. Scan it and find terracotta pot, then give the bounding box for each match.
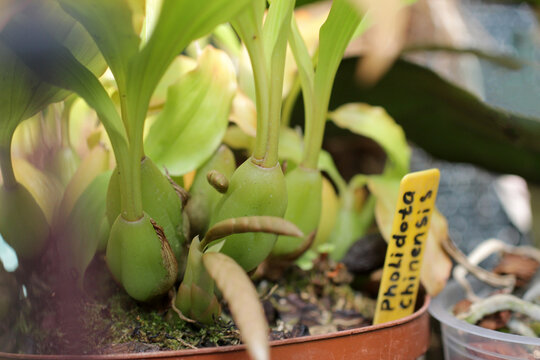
[0,295,430,360]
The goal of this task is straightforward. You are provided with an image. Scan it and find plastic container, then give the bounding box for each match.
[430,279,540,360]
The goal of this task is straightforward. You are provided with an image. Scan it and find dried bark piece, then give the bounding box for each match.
[453,298,472,316]
[477,310,511,330]
[494,252,540,288]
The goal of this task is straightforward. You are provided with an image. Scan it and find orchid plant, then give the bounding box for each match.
[0,1,450,359]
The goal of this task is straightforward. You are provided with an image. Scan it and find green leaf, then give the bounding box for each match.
[149,55,197,111]
[57,0,141,92]
[263,0,295,70]
[328,103,410,177]
[127,0,251,133]
[145,46,236,176]
[329,58,540,182]
[203,252,269,360]
[328,189,375,261]
[1,10,128,159]
[315,0,362,115]
[303,0,363,168]
[0,41,43,142]
[0,0,105,141]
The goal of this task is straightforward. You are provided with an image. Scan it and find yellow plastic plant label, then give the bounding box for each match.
[373,169,440,325]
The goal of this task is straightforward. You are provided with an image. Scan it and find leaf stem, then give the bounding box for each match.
[236,24,270,165]
[263,28,289,168]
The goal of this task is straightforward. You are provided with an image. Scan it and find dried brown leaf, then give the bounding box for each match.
[203,252,269,360]
[202,216,304,249]
[494,253,540,288]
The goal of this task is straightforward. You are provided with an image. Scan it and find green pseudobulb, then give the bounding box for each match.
[272,166,322,256]
[106,213,177,302]
[107,157,186,270]
[208,158,287,272]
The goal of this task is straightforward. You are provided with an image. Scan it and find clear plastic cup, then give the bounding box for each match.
[429,280,540,359]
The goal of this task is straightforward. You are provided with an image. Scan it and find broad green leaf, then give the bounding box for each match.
[314,0,362,111]
[57,0,141,92]
[149,55,197,112]
[0,41,42,142]
[0,0,105,141]
[203,252,269,360]
[328,103,410,177]
[145,46,236,176]
[329,185,375,261]
[367,176,451,295]
[1,10,128,159]
[303,0,363,168]
[330,58,540,182]
[127,0,251,134]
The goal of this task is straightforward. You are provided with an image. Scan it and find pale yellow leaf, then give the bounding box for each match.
[349,0,410,85]
[11,157,63,224]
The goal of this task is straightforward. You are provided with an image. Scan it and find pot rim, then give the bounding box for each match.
[0,295,430,359]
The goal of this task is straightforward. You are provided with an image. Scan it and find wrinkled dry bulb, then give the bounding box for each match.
[0,182,49,261]
[106,213,178,302]
[107,157,186,275]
